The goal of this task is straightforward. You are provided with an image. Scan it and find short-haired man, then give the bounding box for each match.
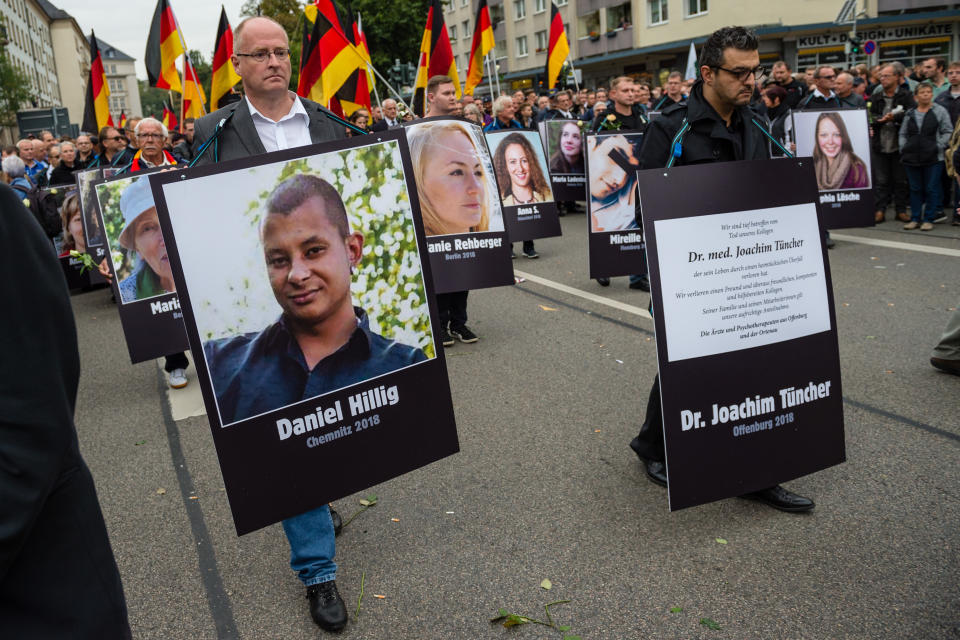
[425,75,458,117]
[75,134,95,166]
[934,60,960,125]
[16,139,45,186]
[371,98,400,131]
[870,63,916,222]
[654,71,686,110]
[172,118,195,162]
[129,118,177,171]
[541,90,574,121]
[91,125,133,168]
[835,71,865,108]
[797,66,841,110]
[191,18,358,630]
[630,25,816,514]
[205,174,426,424]
[771,60,806,109]
[511,89,524,108]
[921,57,948,95]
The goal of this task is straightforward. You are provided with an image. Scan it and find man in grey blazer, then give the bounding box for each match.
[190,16,349,634]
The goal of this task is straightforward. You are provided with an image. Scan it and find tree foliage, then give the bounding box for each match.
[138,79,168,119]
[240,0,306,92]
[0,50,35,126]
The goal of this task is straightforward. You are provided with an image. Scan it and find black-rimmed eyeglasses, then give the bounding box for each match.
[714,65,767,81]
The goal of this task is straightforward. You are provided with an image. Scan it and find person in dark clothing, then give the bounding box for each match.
[629,25,816,513]
[761,84,791,156]
[0,182,131,638]
[771,60,806,109]
[796,65,842,111]
[48,140,81,186]
[870,64,916,222]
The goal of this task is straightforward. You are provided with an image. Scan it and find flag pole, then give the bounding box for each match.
[484,53,495,101]
[565,55,580,93]
[171,12,206,117]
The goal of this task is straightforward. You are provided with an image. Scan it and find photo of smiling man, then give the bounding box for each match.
[203,174,428,425]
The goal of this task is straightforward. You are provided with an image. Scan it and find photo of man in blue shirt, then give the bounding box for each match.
[204,173,428,426]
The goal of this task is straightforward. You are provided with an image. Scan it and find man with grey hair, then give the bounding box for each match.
[835,71,865,108]
[127,117,176,171]
[17,139,46,187]
[371,98,399,131]
[870,63,915,222]
[484,95,522,130]
[2,154,32,194]
[191,15,350,632]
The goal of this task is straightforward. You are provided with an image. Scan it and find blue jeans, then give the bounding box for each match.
[281,504,337,586]
[904,161,943,223]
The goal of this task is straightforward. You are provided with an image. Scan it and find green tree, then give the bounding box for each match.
[139,79,168,119]
[240,0,306,91]
[0,50,35,126]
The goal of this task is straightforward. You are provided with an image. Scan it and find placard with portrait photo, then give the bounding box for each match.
[585,131,647,279]
[92,168,189,363]
[151,131,459,535]
[539,118,587,201]
[792,109,873,228]
[405,117,513,293]
[46,184,107,290]
[485,129,561,242]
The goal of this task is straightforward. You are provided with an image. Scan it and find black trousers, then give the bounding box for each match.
[437,291,468,330]
[633,374,665,462]
[164,352,188,372]
[873,150,908,213]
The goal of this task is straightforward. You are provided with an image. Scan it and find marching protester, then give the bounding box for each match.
[629,25,816,513]
[771,60,806,108]
[17,139,47,187]
[191,15,349,633]
[898,81,953,231]
[797,65,842,110]
[48,140,81,186]
[75,133,96,167]
[172,118,195,162]
[871,63,916,223]
[346,108,371,135]
[370,98,400,130]
[91,125,134,169]
[652,71,686,109]
[0,181,132,638]
[835,71,866,108]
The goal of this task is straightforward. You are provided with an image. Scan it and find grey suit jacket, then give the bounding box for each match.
[191,95,346,165]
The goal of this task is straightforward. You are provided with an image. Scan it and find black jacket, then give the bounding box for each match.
[934,89,960,129]
[590,101,648,132]
[778,78,806,110]
[797,91,843,111]
[48,161,79,186]
[869,86,916,152]
[638,80,770,170]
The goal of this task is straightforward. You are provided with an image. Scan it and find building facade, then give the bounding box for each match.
[0,0,63,109]
[45,1,89,127]
[444,0,960,94]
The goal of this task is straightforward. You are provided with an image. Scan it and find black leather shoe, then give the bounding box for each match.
[931,357,960,376]
[741,485,814,512]
[307,581,348,632]
[629,437,667,487]
[596,277,610,286]
[628,276,650,291]
[330,507,342,537]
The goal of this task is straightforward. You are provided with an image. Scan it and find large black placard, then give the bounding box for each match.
[585,131,647,278]
[152,131,459,535]
[405,117,514,293]
[638,158,845,511]
[92,168,189,363]
[792,108,874,229]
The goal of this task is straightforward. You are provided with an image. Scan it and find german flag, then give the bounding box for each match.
[145,0,184,92]
[298,1,370,116]
[82,32,113,133]
[412,0,460,115]
[464,0,494,96]
[118,110,127,130]
[545,2,570,90]
[348,13,373,111]
[162,100,178,131]
[210,6,241,109]
[181,54,207,121]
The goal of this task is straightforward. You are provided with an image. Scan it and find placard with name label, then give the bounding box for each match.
[405,117,513,293]
[539,119,587,201]
[792,108,873,229]
[484,129,561,242]
[586,131,647,278]
[638,158,845,511]
[92,168,189,363]
[151,131,459,535]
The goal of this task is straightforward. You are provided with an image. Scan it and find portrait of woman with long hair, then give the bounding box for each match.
[548,121,584,174]
[491,132,553,206]
[812,112,869,191]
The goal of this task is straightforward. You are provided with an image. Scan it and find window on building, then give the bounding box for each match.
[555,0,567,5]
[495,39,508,60]
[462,0,469,6]
[535,0,546,12]
[490,3,504,24]
[449,25,457,41]
[462,20,470,39]
[686,0,708,17]
[514,0,525,20]
[535,30,548,52]
[578,11,600,38]
[606,2,633,29]
[516,35,528,56]
[649,0,668,25]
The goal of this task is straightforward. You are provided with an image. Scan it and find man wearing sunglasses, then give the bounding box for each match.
[191,16,348,634]
[90,126,133,168]
[629,26,817,514]
[797,65,843,111]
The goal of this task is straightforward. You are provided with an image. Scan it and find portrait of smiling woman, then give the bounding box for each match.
[811,112,869,191]
[115,177,176,303]
[408,120,502,236]
[491,132,553,206]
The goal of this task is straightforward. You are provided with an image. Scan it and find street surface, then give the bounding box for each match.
[71,214,959,639]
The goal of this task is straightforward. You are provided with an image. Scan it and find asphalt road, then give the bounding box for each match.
[70,213,960,639]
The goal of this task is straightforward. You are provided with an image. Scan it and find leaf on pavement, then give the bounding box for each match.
[715,537,728,544]
[156,488,166,495]
[538,304,558,311]
[670,607,683,613]
[540,579,552,590]
[134,440,146,445]
[700,617,722,630]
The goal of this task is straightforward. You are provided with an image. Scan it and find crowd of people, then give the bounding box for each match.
[4,15,959,637]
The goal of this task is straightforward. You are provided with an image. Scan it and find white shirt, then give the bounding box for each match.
[246,93,312,152]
